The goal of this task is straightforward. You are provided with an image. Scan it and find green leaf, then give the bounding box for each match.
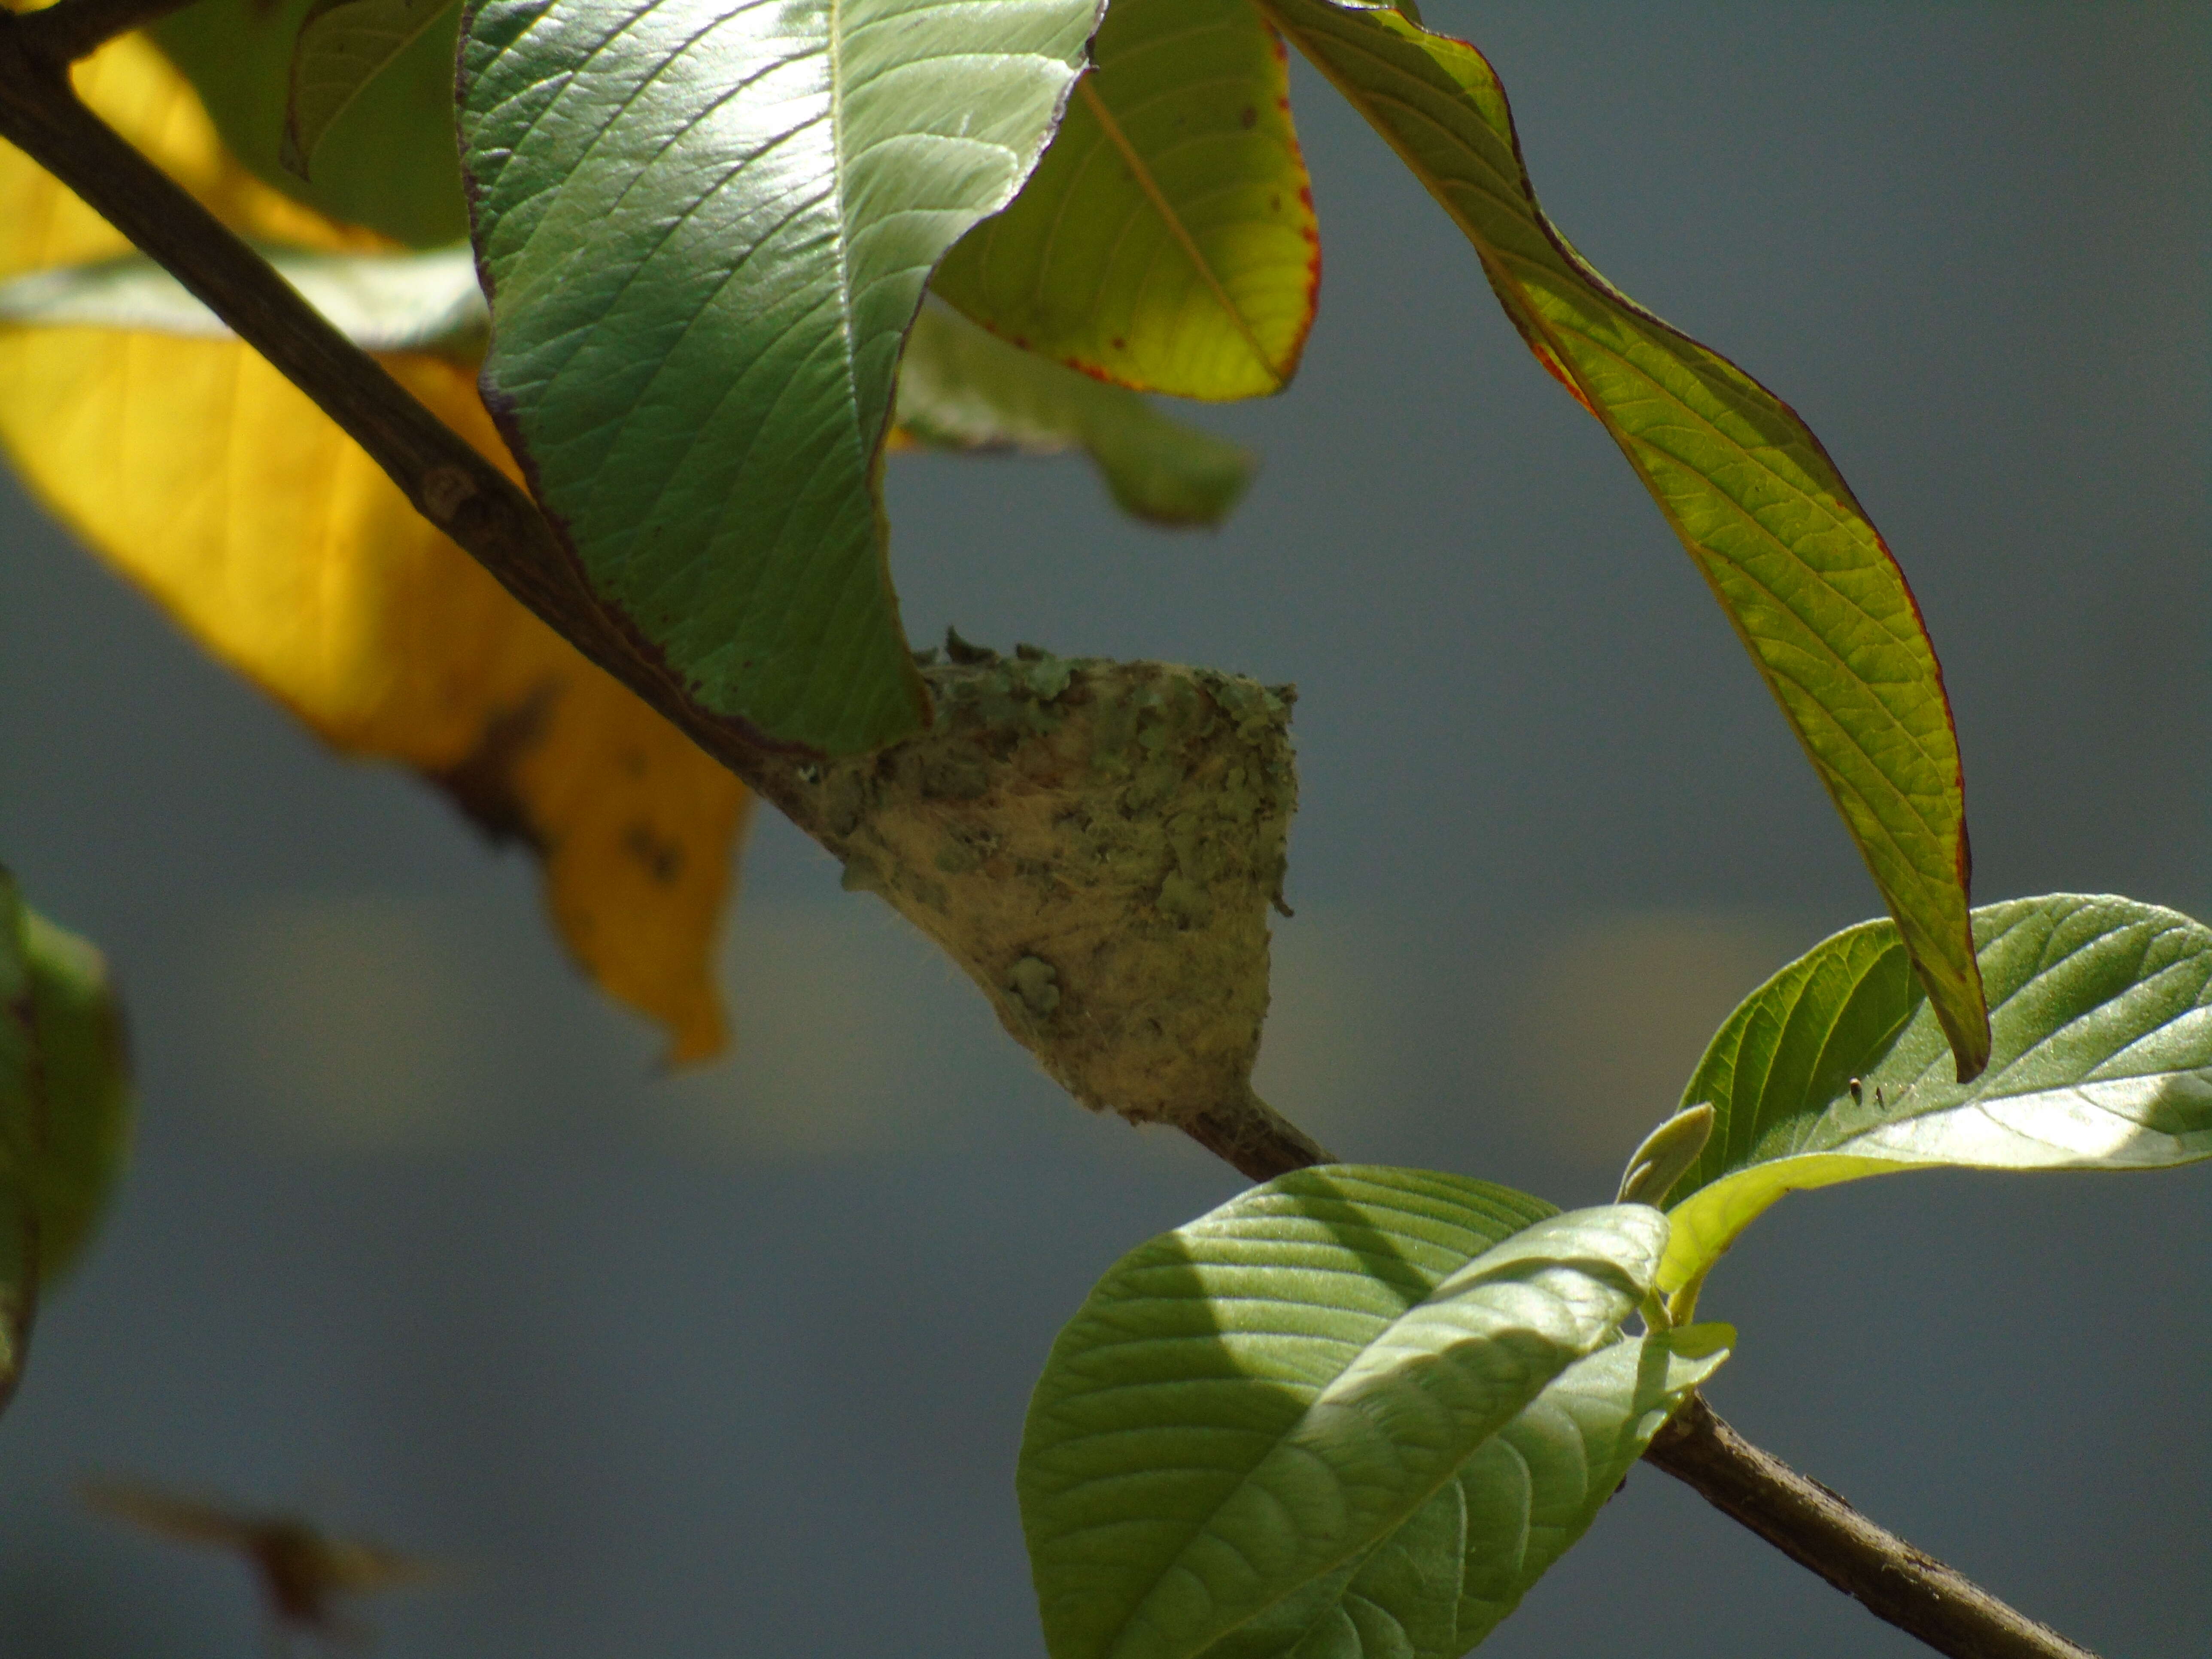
[1260,0,1988,1080]
[1202,1325,1732,1659]
[0,876,34,1403]
[152,0,469,247]
[281,0,464,184]
[932,0,1319,400]
[0,870,135,1412]
[459,0,1103,756]
[1020,1166,1668,1659]
[896,303,1256,527]
[16,911,133,1286]
[1657,894,2212,1311]
[1615,1102,1714,1207]
[0,246,489,357]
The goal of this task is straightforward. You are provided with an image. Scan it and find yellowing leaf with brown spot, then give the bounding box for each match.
[0,33,749,1061]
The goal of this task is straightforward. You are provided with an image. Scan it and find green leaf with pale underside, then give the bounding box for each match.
[460,0,1102,755]
[0,255,1240,527]
[1261,0,1987,1079]
[282,0,463,183]
[1021,1167,1668,1659]
[933,0,1320,399]
[1200,1324,1732,1659]
[896,303,1256,527]
[1656,894,2212,1313]
[0,246,489,357]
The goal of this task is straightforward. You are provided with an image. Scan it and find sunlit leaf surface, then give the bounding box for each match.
[935,0,1319,399]
[461,0,1102,754]
[1022,1166,1667,1659]
[1263,0,1988,1079]
[1656,894,2212,1310]
[0,37,750,1060]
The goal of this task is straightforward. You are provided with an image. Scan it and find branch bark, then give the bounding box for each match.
[1644,1395,2099,1659]
[0,27,2101,1659]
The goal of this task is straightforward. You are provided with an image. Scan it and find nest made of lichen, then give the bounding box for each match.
[777,644,1298,1137]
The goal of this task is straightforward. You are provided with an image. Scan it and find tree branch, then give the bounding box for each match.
[0,31,2103,1659]
[1644,1395,2100,1659]
[0,17,1331,1186]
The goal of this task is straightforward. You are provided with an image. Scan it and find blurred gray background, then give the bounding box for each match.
[1,2,2206,1654]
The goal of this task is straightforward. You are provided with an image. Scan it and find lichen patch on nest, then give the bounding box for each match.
[764,647,1299,1141]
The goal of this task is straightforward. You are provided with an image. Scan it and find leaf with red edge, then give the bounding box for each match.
[1264,0,1989,1077]
[935,0,1320,401]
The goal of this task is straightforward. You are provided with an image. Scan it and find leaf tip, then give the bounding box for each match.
[1936,983,1992,1084]
[661,1004,728,1068]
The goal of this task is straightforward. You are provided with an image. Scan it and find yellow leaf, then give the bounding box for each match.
[0,35,750,1061]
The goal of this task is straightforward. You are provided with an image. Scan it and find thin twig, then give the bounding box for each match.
[1181,1086,1331,1180]
[1644,1395,2100,1659]
[16,0,200,63]
[0,28,2111,1658]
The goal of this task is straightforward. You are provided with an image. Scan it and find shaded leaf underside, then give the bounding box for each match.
[1200,1325,1731,1659]
[894,301,1257,526]
[0,245,489,355]
[151,0,469,246]
[282,0,465,183]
